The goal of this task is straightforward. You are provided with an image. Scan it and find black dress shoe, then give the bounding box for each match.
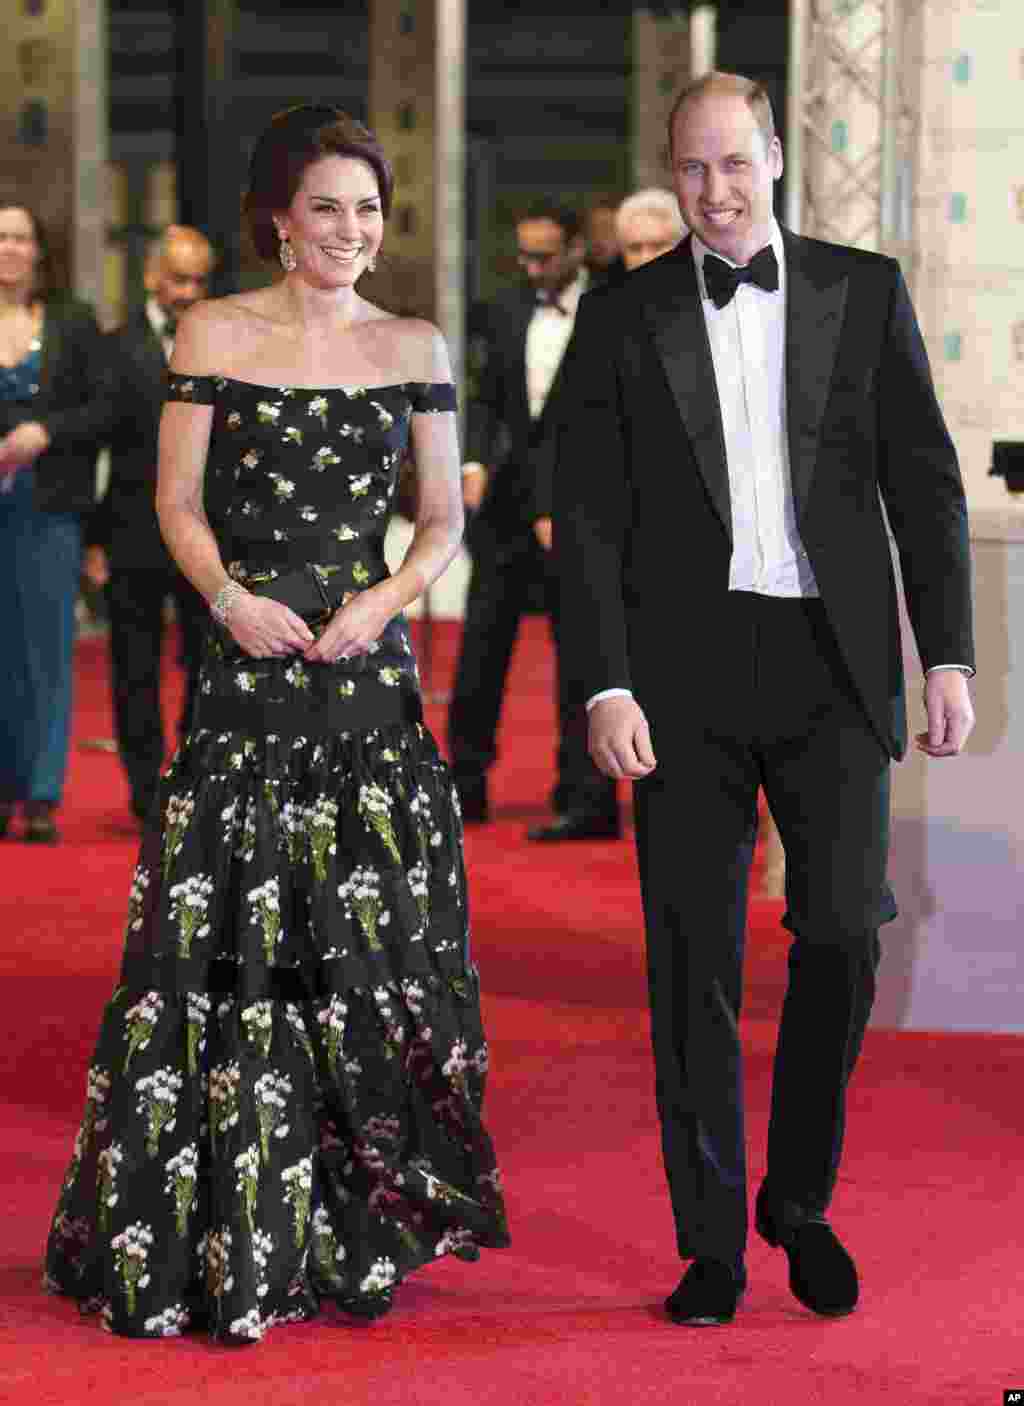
[527,810,621,842]
[665,1258,747,1326]
[755,1185,859,1317]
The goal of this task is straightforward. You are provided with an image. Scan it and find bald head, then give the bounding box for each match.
[145,225,215,318]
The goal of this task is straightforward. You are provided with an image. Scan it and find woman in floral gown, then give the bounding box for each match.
[45,105,509,1343]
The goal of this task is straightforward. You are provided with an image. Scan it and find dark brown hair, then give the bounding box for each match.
[244,105,395,262]
[0,196,55,297]
[667,71,776,154]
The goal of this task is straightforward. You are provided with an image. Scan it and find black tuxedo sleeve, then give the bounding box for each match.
[875,270,974,672]
[553,292,632,700]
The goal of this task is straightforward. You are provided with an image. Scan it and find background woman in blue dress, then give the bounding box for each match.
[0,199,105,842]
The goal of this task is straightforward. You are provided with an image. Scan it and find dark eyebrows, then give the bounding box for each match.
[309,193,381,204]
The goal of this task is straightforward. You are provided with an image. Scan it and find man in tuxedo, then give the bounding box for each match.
[449,203,617,837]
[84,225,215,822]
[554,73,975,1325]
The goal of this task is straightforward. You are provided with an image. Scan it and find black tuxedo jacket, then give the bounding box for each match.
[89,310,173,567]
[553,230,974,760]
[466,285,571,532]
[0,298,106,516]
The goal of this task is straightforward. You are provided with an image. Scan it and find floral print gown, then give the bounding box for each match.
[45,376,509,1342]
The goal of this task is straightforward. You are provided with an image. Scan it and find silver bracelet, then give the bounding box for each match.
[210,580,249,627]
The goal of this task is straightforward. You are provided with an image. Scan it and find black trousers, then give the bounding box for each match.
[106,564,207,815]
[448,522,615,814]
[633,594,895,1267]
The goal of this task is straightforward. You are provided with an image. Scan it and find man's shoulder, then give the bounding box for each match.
[786,229,900,281]
[579,241,690,319]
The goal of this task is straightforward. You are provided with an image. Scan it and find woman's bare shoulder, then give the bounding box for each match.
[362,308,453,384]
[170,293,277,375]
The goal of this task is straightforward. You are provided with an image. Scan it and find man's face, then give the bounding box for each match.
[516,217,584,296]
[620,210,680,271]
[585,206,620,270]
[147,236,214,318]
[670,93,781,265]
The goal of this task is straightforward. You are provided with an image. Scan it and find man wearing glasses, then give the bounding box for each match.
[448,203,618,839]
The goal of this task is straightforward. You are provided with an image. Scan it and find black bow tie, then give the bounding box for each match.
[703,245,779,309]
[535,294,568,316]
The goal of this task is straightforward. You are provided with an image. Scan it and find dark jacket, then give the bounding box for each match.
[0,298,106,516]
[554,229,974,761]
[89,309,172,567]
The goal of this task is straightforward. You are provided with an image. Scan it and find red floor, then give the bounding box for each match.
[0,619,1021,1405]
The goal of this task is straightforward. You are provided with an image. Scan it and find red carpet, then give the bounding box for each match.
[1,619,1021,1405]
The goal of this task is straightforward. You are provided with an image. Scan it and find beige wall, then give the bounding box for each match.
[912,0,1024,510]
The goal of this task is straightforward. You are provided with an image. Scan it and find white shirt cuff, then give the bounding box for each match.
[461,461,486,477]
[925,664,974,678]
[586,688,633,711]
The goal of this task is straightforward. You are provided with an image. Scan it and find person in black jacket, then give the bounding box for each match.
[448,203,617,836]
[84,225,215,822]
[555,74,975,1326]
[0,199,105,843]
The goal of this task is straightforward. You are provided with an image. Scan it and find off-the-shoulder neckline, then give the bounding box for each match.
[170,373,454,394]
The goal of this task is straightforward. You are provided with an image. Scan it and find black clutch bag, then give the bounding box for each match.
[249,565,336,629]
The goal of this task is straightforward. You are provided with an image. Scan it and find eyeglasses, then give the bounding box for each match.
[516,248,561,267]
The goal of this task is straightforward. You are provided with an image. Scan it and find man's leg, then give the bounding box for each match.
[759,707,892,1218]
[633,726,761,1271]
[107,566,167,819]
[530,545,619,834]
[447,535,526,813]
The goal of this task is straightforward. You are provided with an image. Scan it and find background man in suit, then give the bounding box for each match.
[554,73,975,1326]
[449,203,617,838]
[84,225,215,822]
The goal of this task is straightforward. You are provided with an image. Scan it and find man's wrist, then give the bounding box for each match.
[926,664,974,679]
[586,688,633,712]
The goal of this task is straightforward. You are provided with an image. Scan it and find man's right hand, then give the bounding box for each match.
[588,695,657,780]
[462,465,488,511]
[83,545,110,589]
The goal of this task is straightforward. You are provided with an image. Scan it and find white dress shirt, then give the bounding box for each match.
[525,271,587,420]
[146,297,175,363]
[694,221,818,598]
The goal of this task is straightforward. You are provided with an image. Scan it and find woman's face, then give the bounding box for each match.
[0,207,41,292]
[276,154,384,288]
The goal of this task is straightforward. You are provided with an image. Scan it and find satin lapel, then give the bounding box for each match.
[783,229,848,522]
[639,241,732,540]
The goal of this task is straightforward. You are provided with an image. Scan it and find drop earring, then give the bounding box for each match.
[278,232,297,272]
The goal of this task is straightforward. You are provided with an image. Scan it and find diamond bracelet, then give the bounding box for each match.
[210,580,250,627]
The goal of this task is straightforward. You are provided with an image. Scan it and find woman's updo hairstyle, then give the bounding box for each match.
[244,105,394,262]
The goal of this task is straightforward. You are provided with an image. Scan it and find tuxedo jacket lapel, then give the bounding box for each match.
[639,240,732,541]
[782,228,847,521]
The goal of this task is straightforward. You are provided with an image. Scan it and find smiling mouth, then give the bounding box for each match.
[321,245,365,263]
[702,209,741,225]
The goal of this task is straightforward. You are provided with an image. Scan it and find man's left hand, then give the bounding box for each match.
[534,516,553,551]
[915,670,975,757]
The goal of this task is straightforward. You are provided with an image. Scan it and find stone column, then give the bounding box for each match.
[631,7,692,190]
[369,0,466,394]
[0,0,109,318]
[174,0,241,294]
